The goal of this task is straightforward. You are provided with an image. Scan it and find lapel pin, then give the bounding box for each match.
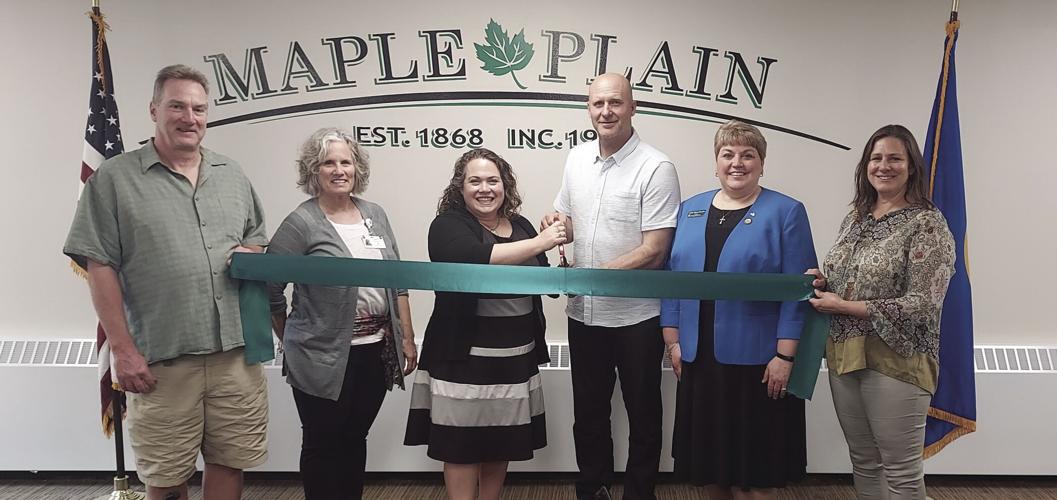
[744,218,752,224]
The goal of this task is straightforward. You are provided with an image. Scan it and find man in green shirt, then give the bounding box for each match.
[64,64,269,500]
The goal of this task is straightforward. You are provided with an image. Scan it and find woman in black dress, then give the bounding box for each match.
[660,120,818,499]
[404,148,566,500]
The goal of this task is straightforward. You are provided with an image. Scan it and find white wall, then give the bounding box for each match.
[4,363,1056,474]
[1,0,1054,345]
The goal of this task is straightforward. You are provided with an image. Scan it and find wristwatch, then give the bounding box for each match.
[775,352,795,362]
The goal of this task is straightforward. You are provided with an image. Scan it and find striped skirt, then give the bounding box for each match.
[404,313,547,464]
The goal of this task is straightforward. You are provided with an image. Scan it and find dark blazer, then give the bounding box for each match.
[660,188,818,365]
[419,207,551,368]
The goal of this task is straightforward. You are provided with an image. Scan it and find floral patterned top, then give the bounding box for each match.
[822,206,955,393]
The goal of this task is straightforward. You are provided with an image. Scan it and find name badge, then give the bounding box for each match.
[362,235,387,249]
[687,210,706,218]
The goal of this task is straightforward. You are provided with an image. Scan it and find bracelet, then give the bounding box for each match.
[775,352,795,363]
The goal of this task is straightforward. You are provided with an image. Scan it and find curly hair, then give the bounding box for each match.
[852,124,935,215]
[437,148,522,218]
[295,127,370,196]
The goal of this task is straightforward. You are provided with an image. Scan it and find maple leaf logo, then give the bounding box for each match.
[474,19,535,90]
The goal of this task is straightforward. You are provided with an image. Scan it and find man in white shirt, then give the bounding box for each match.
[542,73,680,500]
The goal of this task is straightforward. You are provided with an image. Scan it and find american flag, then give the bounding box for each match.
[78,7,125,437]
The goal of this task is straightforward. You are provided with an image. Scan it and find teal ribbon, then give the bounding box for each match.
[233,253,829,399]
[238,280,275,364]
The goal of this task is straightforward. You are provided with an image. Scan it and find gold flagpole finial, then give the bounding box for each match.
[951,0,959,13]
[93,0,100,8]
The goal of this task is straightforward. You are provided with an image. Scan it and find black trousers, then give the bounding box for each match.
[291,341,386,500]
[568,316,664,500]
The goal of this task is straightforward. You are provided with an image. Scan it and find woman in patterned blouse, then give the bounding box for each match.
[807,124,955,499]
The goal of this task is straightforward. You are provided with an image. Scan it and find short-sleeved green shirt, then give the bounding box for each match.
[64,141,268,364]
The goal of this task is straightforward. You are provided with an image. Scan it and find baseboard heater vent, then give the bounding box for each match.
[2,339,1054,373]
[975,346,1057,372]
[0,340,98,366]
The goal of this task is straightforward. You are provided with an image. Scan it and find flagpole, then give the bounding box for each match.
[923,0,976,459]
[93,387,143,500]
[86,1,141,493]
[80,1,141,497]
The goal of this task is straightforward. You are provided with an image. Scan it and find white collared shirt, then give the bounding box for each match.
[554,132,681,327]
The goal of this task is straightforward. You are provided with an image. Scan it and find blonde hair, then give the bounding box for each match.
[714,120,767,160]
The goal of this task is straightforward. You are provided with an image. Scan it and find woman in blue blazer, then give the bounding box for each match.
[660,120,817,499]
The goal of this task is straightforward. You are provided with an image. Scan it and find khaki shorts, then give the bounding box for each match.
[127,348,268,488]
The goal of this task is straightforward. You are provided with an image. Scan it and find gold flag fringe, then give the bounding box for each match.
[102,412,115,438]
[73,255,124,436]
[70,259,89,280]
[101,382,123,438]
[927,19,961,197]
[86,9,112,94]
[923,406,977,458]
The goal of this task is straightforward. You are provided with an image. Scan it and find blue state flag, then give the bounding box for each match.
[921,15,977,458]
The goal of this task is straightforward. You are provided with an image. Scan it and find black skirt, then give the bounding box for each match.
[404,312,547,464]
[671,303,807,489]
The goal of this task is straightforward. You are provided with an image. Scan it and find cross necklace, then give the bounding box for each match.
[716,208,735,225]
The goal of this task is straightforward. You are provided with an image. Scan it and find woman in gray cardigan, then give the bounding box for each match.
[268,128,418,500]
